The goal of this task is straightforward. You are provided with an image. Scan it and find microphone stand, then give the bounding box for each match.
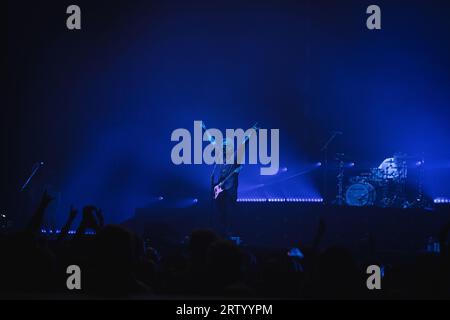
[20,162,44,192]
[320,132,340,205]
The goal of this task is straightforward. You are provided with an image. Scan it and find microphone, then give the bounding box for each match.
[31,161,44,171]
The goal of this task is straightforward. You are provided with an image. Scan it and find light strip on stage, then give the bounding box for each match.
[434,198,450,204]
[237,197,323,203]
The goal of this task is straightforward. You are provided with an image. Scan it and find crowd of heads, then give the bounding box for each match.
[1,191,450,299]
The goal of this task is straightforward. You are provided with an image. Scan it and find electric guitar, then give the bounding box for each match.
[213,166,242,199]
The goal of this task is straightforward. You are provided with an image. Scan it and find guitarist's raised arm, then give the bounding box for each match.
[201,121,216,145]
[236,123,259,165]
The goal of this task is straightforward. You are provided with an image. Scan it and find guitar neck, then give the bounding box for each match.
[218,166,242,186]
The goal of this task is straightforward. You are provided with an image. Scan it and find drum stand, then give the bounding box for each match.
[380,182,390,207]
[411,154,425,208]
[320,131,341,205]
[334,157,345,206]
[379,168,391,207]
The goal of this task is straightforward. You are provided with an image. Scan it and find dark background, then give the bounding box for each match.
[3,0,450,226]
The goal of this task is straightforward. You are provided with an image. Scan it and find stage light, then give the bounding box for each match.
[280,167,288,172]
[158,196,164,200]
[316,162,322,167]
[434,198,450,204]
[287,247,304,258]
[39,229,97,235]
[193,198,198,203]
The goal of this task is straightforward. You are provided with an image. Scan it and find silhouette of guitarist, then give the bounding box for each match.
[210,124,258,236]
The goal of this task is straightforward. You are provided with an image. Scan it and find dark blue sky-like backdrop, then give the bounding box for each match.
[4,0,450,225]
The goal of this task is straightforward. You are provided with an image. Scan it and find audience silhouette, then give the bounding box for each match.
[1,190,450,299]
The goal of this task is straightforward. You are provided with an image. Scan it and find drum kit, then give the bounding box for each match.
[336,153,425,208]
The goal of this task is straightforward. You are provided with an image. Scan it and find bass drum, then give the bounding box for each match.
[345,182,376,207]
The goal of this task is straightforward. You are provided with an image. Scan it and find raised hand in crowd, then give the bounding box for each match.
[57,205,78,243]
[75,205,102,237]
[26,189,54,234]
